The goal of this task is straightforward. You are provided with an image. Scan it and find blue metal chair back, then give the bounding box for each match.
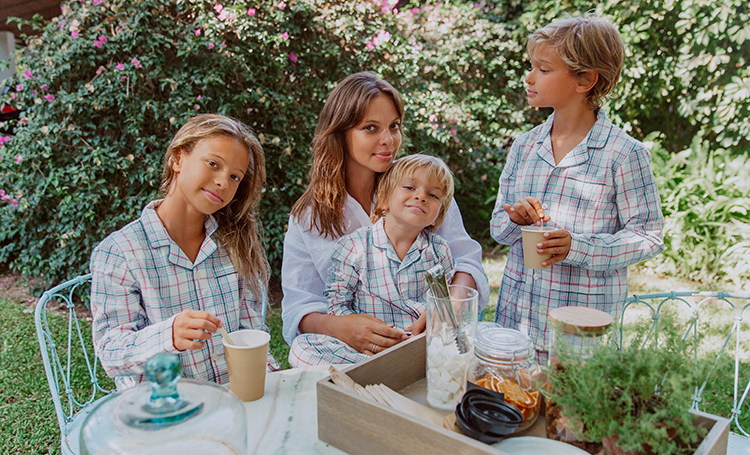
[34,274,115,455]
[619,290,750,450]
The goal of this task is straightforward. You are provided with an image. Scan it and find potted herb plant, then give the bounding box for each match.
[543,317,708,455]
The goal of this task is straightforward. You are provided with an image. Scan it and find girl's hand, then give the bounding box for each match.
[405,312,426,335]
[538,229,572,267]
[333,313,409,355]
[172,310,223,351]
[502,197,550,226]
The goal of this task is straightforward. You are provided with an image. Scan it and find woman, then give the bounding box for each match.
[282,72,489,365]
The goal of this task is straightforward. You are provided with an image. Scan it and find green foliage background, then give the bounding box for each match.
[0,0,747,288]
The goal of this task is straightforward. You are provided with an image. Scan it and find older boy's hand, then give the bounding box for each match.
[173,310,223,351]
[537,229,572,267]
[503,197,551,226]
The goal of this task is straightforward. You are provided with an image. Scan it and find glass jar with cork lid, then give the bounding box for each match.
[545,306,614,454]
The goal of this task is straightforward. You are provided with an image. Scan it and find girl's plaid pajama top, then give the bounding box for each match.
[90,201,276,390]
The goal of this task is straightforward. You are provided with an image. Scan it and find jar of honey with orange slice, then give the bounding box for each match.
[466,327,542,432]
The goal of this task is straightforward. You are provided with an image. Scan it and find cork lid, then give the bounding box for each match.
[548,306,614,336]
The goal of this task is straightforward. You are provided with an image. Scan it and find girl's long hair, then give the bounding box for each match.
[161,114,270,298]
[290,72,404,238]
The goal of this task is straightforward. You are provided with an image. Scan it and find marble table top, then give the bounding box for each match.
[242,365,347,455]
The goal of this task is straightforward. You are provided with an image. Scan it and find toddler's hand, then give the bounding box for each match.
[502,197,551,226]
[172,310,223,351]
[537,229,572,267]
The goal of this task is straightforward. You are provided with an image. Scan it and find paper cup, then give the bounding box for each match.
[222,329,270,402]
[521,226,556,270]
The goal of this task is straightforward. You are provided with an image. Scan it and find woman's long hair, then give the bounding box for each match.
[290,72,404,238]
[161,114,270,298]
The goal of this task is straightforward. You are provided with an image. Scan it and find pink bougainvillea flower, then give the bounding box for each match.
[0,189,5,196]
[218,10,229,20]
[1,194,10,201]
[480,174,487,181]
[278,1,286,9]
[9,93,16,100]
[282,32,289,40]
[41,84,49,91]
[197,95,203,100]
[372,30,391,47]
[32,89,37,95]
[213,3,223,12]
[428,114,438,122]
[131,57,142,69]
[98,35,108,43]
[449,129,457,135]
[14,155,23,164]
[366,41,374,51]
[0,136,10,146]
[96,66,105,75]
[9,199,19,206]
[93,0,103,5]
[432,124,439,130]
[23,70,32,79]
[288,52,297,62]
[15,85,23,91]
[120,76,127,81]
[116,62,125,71]
[194,29,201,36]
[94,40,103,48]
[71,31,79,38]
[208,42,215,49]
[44,94,55,102]
[221,41,226,48]
[247,7,255,16]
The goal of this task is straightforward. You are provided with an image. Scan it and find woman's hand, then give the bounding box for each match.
[172,310,222,351]
[331,313,409,355]
[502,197,551,226]
[538,229,572,266]
[405,312,426,335]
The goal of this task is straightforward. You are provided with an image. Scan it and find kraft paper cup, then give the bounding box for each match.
[521,226,556,270]
[222,329,270,402]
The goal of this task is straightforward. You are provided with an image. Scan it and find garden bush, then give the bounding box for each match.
[0,0,524,286]
[0,0,747,291]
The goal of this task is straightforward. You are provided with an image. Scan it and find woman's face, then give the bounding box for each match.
[344,94,402,179]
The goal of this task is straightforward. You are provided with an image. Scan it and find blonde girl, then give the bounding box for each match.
[282,72,489,361]
[90,114,276,390]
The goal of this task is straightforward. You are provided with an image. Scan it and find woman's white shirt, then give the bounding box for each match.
[281,193,489,344]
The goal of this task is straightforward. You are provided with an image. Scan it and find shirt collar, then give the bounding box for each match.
[141,200,218,265]
[536,109,613,167]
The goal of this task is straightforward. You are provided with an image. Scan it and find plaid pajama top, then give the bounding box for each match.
[325,218,456,328]
[491,111,664,351]
[90,201,272,390]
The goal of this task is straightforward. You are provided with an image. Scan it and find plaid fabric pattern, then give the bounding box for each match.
[90,201,277,390]
[288,218,454,367]
[491,111,664,351]
[281,193,489,345]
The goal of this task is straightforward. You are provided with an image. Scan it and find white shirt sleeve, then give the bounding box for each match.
[436,200,490,311]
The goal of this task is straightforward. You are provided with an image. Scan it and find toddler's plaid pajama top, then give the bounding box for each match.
[90,201,277,390]
[289,218,455,367]
[491,111,664,352]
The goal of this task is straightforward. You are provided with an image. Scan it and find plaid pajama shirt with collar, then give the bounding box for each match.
[90,201,277,390]
[491,110,664,353]
[289,218,455,367]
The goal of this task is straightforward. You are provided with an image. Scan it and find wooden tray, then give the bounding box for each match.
[317,333,729,455]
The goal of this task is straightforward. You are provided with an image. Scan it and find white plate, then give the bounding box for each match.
[492,436,590,455]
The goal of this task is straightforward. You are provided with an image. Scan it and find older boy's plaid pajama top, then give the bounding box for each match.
[289,218,455,367]
[491,111,664,352]
[90,201,277,390]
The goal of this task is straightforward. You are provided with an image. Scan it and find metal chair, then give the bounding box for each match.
[34,274,114,455]
[619,291,750,454]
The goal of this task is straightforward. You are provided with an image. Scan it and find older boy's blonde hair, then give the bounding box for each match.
[528,16,624,109]
[371,154,454,231]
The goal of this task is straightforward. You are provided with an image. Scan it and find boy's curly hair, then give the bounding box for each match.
[528,15,625,110]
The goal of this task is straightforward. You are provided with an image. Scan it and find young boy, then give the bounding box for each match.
[491,16,665,358]
[289,154,457,367]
